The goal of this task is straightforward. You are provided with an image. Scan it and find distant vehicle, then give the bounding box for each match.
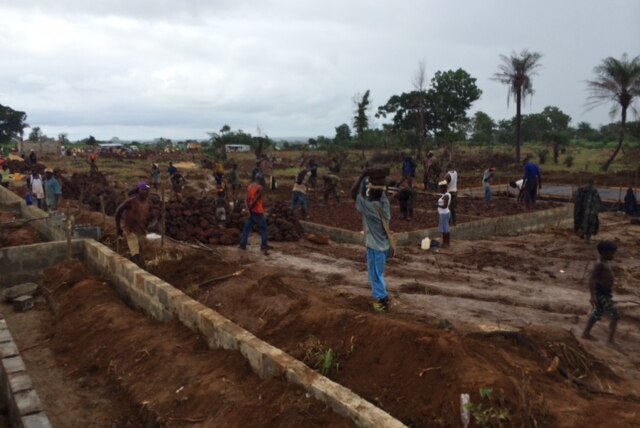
[225,144,251,153]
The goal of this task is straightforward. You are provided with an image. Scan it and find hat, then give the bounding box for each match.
[438,180,448,186]
[426,151,433,157]
[44,168,53,173]
[137,181,150,190]
[489,166,496,172]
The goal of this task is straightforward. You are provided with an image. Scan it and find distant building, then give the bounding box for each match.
[17,139,61,156]
[225,144,251,153]
[186,143,202,152]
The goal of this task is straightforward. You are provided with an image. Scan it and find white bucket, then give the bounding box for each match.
[420,237,431,250]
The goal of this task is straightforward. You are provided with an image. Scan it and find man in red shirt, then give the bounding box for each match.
[239,173,271,254]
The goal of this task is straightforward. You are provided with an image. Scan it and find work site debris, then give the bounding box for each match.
[266,201,304,242]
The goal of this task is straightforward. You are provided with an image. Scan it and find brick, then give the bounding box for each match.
[21,412,52,428]
[156,284,185,308]
[238,335,289,378]
[309,377,406,428]
[0,342,19,358]
[2,356,27,374]
[176,300,207,330]
[0,329,13,343]
[13,389,43,415]
[8,372,33,393]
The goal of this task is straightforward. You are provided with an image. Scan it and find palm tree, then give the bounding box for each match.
[586,53,640,171]
[492,49,543,163]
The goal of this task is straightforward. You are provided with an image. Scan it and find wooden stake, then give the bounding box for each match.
[161,183,166,249]
[99,195,106,227]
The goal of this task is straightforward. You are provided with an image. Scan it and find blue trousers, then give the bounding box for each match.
[438,213,450,233]
[484,186,492,203]
[240,213,268,247]
[291,191,308,214]
[366,248,388,300]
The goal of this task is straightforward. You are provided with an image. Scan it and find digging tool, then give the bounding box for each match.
[161,183,166,249]
[187,269,244,293]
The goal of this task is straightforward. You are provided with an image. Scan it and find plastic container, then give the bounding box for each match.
[420,237,431,250]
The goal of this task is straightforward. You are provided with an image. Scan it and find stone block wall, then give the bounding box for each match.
[300,205,573,247]
[0,241,84,287]
[0,320,52,428]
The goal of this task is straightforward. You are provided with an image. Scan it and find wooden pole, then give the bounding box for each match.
[99,195,106,227]
[161,183,166,249]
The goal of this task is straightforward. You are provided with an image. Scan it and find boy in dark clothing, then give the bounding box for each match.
[582,240,620,344]
[397,185,415,220]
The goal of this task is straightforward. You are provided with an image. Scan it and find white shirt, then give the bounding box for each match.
[437,192,451,214]
[447,170,458,192]
[31,175,44,198]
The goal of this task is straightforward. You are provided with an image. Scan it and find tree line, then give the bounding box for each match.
[2,52,638,170]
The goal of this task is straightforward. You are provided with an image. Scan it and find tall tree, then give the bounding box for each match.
[28,126,43,142]
[0,104,28,144]
[353,90,371,159]
[471,111,496,145]
[586,53,640,171]
[492,49,543,163]
[413,62,428,155]
[377,68,481,155]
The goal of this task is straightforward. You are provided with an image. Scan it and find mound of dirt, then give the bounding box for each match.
[40,261,353,427]
[61,171,125,215]
[160,252,638,427]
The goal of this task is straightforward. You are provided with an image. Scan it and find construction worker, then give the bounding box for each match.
[351,169,391,312]
[482,166,496,204]
[291,168,311,218]
[399,155,417,188]
[150,163,160,189]
[239,173,270,254]
[444,163,458,226]
[574,180,601,241]
[322,174,341,205]
[437,180,451,247]
[213,164,227,222]
[115,181,157,267]
[522,157,542,209]
[582,240,620,344]
[44,168,62,211]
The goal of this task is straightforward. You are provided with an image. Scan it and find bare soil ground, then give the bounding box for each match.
[0,211,41,248]
[4,154,639,426]
[148,211,640,427]
[297,194,560,232]
[3,261,353,427]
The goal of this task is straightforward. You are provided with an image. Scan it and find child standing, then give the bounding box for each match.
[437,180,451,247]
[582,240,620,344]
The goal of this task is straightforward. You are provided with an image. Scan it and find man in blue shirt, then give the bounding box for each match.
[522,158,541,209]
[351,169,391,312]
[44,168,62,211]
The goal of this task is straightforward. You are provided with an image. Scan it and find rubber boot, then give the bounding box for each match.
[130,254,143,267]
[441,233,447,248]
[445,233,451,247]
[581,317,597,340]
[608,318,618,344]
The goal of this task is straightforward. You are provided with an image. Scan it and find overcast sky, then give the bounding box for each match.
[1,0,639,141]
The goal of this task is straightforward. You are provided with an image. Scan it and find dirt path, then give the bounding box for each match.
[148,212,640,427]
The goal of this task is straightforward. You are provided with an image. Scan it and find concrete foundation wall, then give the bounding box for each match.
[79,240,406,428]
[0,320,52,428]
[0,186,66,242]
[301,205,573,247]
[0,241,84,287]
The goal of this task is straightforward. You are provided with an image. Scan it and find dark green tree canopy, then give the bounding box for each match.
[376,68,481,144]
[0,104,28,144]
[586,53,640,170]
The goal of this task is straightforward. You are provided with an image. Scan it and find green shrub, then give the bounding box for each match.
[563,155,574,168]
[537,149,549,164]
